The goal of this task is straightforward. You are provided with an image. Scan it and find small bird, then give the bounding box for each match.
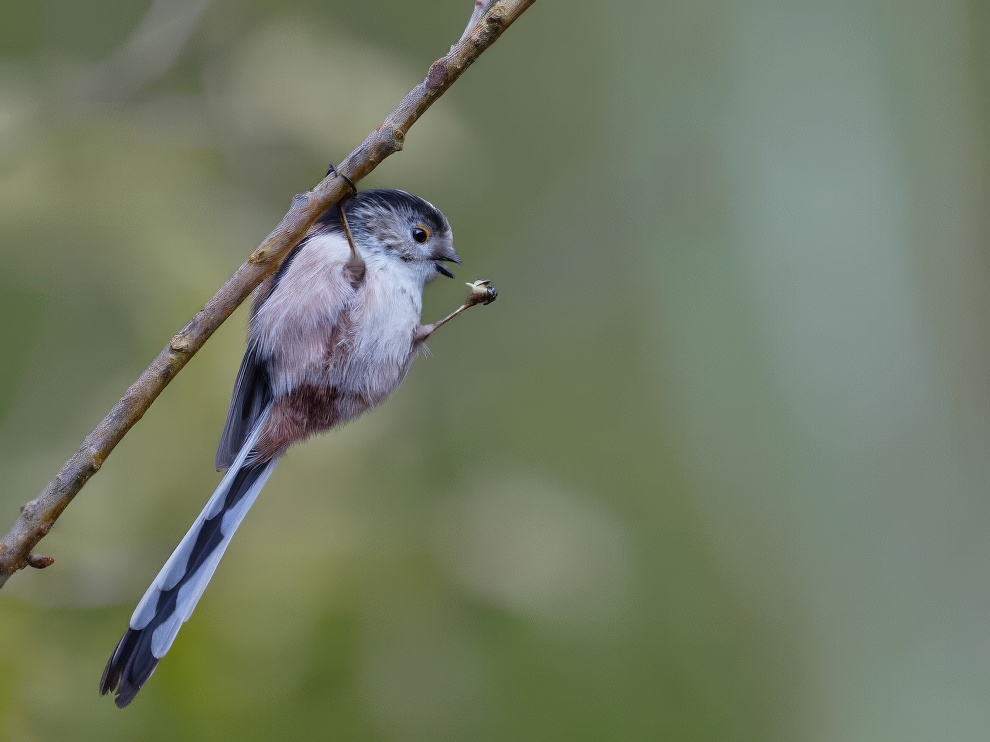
[99,189,496,708]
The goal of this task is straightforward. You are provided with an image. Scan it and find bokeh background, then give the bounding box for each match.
[1,0,989,739]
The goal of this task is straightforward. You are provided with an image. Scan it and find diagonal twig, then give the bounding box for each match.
[0,0,535,589]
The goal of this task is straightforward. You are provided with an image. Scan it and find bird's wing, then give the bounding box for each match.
[215,344,271,471]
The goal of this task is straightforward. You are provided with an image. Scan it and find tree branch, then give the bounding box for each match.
[0,0,535,589]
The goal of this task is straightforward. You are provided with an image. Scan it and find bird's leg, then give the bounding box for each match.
[415,280,497,342]
[338,202,366,286]
[327,163,365,285]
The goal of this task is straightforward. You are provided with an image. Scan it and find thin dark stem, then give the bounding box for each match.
[0,0,535,589]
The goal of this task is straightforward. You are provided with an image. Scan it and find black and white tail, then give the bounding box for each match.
[100,413,279,708]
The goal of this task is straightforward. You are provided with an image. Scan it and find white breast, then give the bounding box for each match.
[338,251,425,404]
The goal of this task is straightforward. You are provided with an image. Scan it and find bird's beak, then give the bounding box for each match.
[432,244,461,279]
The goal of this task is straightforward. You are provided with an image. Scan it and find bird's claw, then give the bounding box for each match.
[466,279,497,306]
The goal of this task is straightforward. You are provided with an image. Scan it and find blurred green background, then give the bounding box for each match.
[2,0,989,739]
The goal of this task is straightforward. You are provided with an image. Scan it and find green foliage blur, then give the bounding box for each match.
[2,0,990,739]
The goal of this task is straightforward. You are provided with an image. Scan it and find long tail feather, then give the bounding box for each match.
[100,410,279,708]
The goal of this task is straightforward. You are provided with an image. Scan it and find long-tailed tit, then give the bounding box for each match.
[99,189,496,708]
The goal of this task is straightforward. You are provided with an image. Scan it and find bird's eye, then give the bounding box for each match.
[412,226,430,243]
